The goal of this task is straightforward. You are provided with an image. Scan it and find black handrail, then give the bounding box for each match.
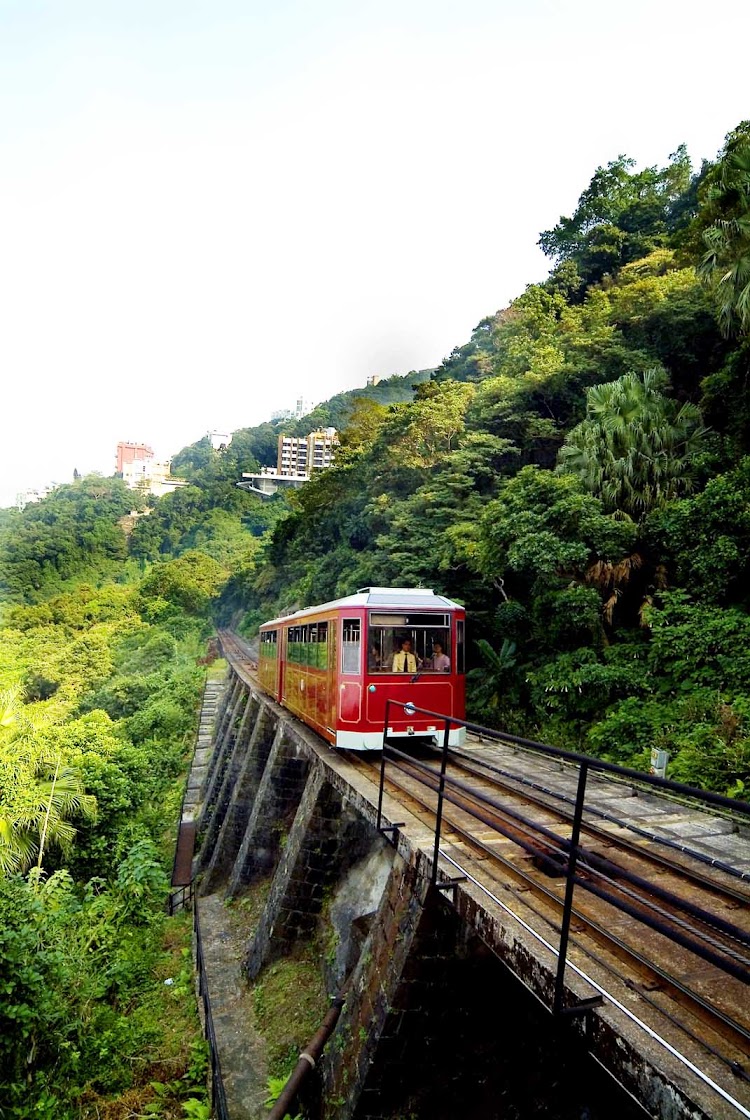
[167,881,194,915]
[377,699,750,1018]
[164,885,229,1114]
[194,900,230,1120]
[379,699,750,817]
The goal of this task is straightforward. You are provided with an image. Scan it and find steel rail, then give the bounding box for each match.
[450,743,750,891]
[572,853,750,967]
[387,749,750,984]
[412,757,750,971]
[369,755,750,1049]
[433,798,750,1069]
[382,698,750,816]
[387,747,750,961]
[221,635,750,886]
[418,754,750,951]
[218,639,750,1100]
[438,850,750,1120]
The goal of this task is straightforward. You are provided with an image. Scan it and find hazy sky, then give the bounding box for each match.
[1,0,748,507]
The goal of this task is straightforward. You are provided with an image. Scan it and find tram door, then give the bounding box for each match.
[278,625,287,704]
[326,618,337,733]
[339,617,363,724]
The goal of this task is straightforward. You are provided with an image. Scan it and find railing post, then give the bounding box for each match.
[377,699,390,831]
[554,760,588,1014]
[431,717,452,886]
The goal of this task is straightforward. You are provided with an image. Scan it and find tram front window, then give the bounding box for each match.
[367,612,451,673]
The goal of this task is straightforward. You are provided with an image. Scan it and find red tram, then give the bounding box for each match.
[258,587,466,749]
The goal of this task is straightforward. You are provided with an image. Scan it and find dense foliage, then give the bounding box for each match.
[0,503,217,1115]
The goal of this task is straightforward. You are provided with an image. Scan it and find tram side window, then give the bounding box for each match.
[367,613,452,672]
[260,630,278,657]
[341,619,361,674]
[456,619,465,674]
[287,623,329,668]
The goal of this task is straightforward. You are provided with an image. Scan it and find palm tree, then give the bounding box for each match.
[0,689,96,876]
[557,369,705,518]
[467,638,519,714]
[698,138,750,336]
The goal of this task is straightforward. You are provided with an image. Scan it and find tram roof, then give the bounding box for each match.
[262,587,463,627]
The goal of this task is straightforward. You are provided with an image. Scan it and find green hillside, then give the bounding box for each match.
[6,123,749,795]
[208,122,748,796]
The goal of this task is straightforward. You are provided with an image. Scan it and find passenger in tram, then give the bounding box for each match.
[428,640,451,672]
[392,637,420,673]
[367,643,382,672]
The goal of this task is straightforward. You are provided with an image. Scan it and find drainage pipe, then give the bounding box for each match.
[267,995,346,1120]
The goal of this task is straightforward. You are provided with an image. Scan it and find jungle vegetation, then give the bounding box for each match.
[0,509,217,1115]
[1,120,749,1115]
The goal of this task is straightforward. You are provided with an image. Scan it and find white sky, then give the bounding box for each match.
[1,0,748,507]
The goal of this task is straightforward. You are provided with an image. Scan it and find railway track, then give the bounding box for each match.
[219,628,258,672]
[218,630,750,1115]
[352,743,750,1109]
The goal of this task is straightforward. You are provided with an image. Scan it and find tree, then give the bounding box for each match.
[539,149,693,285]
[697,131,750,336]
[557,369,705,518]
[466,638,520,717]
[0,690,96,875]
[475,467,636,600]
[432,317,498,383]
[646,457,750,605]
[0,476,135,601]
[138,550,229,617]
[389,381,475,468]
[337,397,389,454]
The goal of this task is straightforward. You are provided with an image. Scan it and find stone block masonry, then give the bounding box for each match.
[224,725,311,895]
[172,677,225,888]
[246,775,380,980]
[199,702,276,892]
[181,678,224,823]
[199,694,258,859]
[202,682,249,811]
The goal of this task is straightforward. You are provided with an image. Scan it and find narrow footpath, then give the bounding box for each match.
[172,678,224,888]
[197,893,269,1120]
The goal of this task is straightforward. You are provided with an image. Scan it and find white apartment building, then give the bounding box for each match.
[238,428,339,498]
[277,428,338,478]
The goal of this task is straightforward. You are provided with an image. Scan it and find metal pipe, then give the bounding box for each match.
[267,996,346,1120]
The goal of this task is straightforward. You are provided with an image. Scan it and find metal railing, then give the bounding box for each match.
[194,899,230,1120]
[164,883,228,1116]
[167,881,194,915]
[376,699,750,1018]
